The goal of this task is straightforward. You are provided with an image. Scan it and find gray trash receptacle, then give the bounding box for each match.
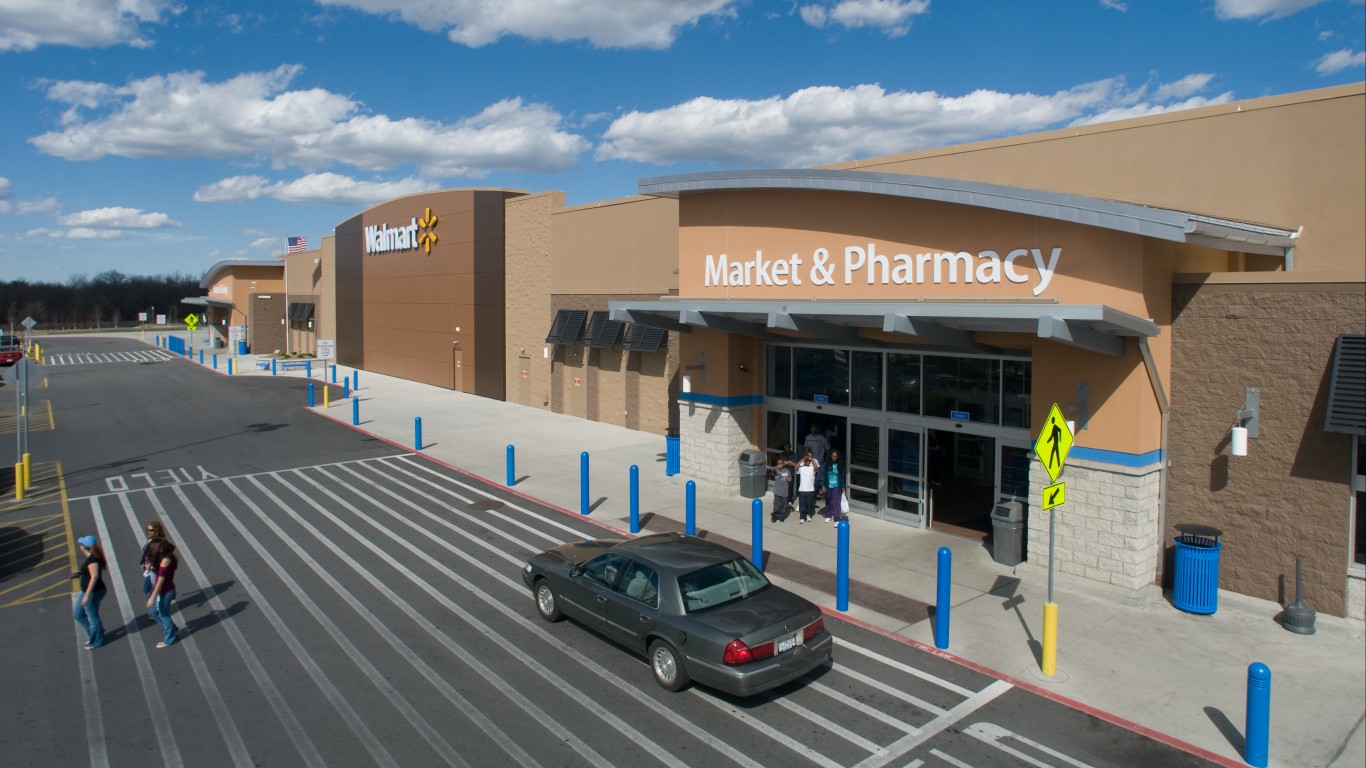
[990,501,1025,566]
[739,449,767,499]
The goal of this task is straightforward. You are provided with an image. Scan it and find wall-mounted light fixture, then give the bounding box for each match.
[1231,387,1260,457]
[737,363,749,373]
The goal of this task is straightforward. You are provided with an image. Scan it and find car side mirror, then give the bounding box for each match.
[568,566,583,579]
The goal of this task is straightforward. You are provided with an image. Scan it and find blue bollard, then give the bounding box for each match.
[306,360,312,378]
[352,396,359,425]
[344,379,350,399]
[837,519,850,611]
[1245,662,1271,768]
[580,452,590,515]
[213,353,218,370]
[414,417,422,451]
[155,335,160,346]
[199,349,203,365]
[353,370,359,390]
[752,498,764,571]
[506,445,516,487]
[935,546,952,649]
[629,465,640,534]
[308,382,315,407]
[271,358,277,376]
[228,358,234,376]
[685,480,696,536]
[331,365,337,384]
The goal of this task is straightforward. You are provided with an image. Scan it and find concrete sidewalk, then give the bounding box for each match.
[163,340,1366,767]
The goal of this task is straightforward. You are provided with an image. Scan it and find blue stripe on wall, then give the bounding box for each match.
[1070,446,1163,467]
[678,393,765,407]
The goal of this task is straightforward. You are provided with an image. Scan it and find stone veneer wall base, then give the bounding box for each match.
[1026,457,1162,591]
[678,400,755,488]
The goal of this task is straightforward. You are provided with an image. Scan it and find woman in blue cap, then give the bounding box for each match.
[71,535,108,649]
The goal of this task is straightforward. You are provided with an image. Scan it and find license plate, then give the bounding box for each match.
[776,632,799,653]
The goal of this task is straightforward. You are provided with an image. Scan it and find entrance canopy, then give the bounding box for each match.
[609,299,1157,357]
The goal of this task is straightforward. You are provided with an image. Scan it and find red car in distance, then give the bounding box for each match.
[0,335,23,366]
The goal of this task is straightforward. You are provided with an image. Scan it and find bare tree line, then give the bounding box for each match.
[1,270,201,333]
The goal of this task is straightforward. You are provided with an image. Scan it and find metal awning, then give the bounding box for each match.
[1325,334,1366,436]
[639,169,1300,260]
[608,299,1158,357]
[181,296,234,309]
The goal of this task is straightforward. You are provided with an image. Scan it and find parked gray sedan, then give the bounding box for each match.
[522,532,833,697]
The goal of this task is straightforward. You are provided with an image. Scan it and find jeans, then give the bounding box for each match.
[798,491,816,521]
[149,591,178,645]
[74,590,107,647]
[824,487,843,520]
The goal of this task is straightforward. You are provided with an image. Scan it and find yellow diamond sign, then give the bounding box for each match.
[184,314,199,331]
[1033,402,1073,484]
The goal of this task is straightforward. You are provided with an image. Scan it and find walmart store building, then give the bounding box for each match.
[205,84,1365,620]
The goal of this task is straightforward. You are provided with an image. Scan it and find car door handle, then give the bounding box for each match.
[638,614,651,622]
[596,595,607,604]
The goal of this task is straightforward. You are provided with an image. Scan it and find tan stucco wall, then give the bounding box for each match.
[826,83,1365,276]
[552,195,679,295]
[505,191,562,411]
[205,266,283,330]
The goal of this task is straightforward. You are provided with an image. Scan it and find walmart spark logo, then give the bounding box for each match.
[418,208,438,254]
[363,207,440,255]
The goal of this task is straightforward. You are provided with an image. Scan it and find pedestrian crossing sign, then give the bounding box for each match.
[184,314,199,331]
[1033,403,1073,484]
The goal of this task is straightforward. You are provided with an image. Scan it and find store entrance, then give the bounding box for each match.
[926,429,997,540]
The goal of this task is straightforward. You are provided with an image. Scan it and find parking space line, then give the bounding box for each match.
[855,679,1013,768]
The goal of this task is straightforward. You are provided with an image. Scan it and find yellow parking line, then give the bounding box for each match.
[0,530,64,560]
[2,582,71,609]
[0,559,70,597]
[58,461,75,575]
[47,399,54,430]
[0,512,64,527]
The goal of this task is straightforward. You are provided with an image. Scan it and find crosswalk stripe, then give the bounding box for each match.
[178,482,402,768]
[74,593,111,768]
[144,489,328,768]
[89,496,185,768]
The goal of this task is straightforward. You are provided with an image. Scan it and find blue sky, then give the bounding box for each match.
[0,0,1362,284]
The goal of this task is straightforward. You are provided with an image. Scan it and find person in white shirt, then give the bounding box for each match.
[795,450,820,524]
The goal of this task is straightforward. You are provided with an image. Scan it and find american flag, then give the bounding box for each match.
[287,236,308,254]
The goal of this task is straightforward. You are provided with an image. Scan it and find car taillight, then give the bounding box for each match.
[802,616,824,642]
[723,638,775,666]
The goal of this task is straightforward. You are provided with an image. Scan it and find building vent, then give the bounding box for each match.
[1325,334,1366,436]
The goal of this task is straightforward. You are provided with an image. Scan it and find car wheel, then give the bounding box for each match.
[648,640,690,692]
[534,579,563,622]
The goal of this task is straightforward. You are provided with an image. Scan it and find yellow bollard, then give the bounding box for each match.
[1041,601,1059,676]
[22,453,31,489]
[14,464,23,500]
[324,384,330,408]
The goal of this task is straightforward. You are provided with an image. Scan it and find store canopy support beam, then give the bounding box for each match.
[882,314,993,354]
[681,309,775,340]
[1038,316,1126,357]
[768,312,864,346]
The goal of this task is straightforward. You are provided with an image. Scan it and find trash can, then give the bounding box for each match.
[237,340,248,355]
[1173,524,1223,614]
[665,429,680,476]
[990,501,1025,566]
[738,449,767,499]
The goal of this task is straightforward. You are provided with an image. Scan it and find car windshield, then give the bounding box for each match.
[678,557,770,613]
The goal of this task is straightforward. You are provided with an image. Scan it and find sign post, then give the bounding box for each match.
[1032,402,1074,677]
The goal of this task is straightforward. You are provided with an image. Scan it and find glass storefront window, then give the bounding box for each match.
[887,353,921,415]
[1003,360,1032,429]
[793,347,849,406]
[851,351,883,410]
[924,356,1000,423]
[766,345,792,399]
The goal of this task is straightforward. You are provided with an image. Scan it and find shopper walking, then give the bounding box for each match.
[823,449,846,524]
[138,520,167,598]
[771,457,794,523]
[145,538,181,648]
[795,450,820,524]
[72,535,108,650]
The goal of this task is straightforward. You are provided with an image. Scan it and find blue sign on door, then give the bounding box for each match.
[950,410,970,421]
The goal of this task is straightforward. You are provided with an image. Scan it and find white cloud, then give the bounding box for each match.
[800,1,930,36]
[18,197,61,215]
[314,0,735,49]
[1315,48,1366,74]
[58,206,178,229]
[249,237,279,250]
[30,66,590,176]
[64,227,127,240]
[1070,93,1235,126]
[195,172,438,206]
[1153,73,1216,100]
[1214,0,1322,20]
[0,177,10,214]
[0,0,176,52]
[1100,0,1128,10]
[599,78,1158,167]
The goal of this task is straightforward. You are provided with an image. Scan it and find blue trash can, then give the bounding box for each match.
[665,432,680,476]
[1173,525,1223,614]
[237,340,248,355]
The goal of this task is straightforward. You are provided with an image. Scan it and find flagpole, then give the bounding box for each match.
[284,233,291,357]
